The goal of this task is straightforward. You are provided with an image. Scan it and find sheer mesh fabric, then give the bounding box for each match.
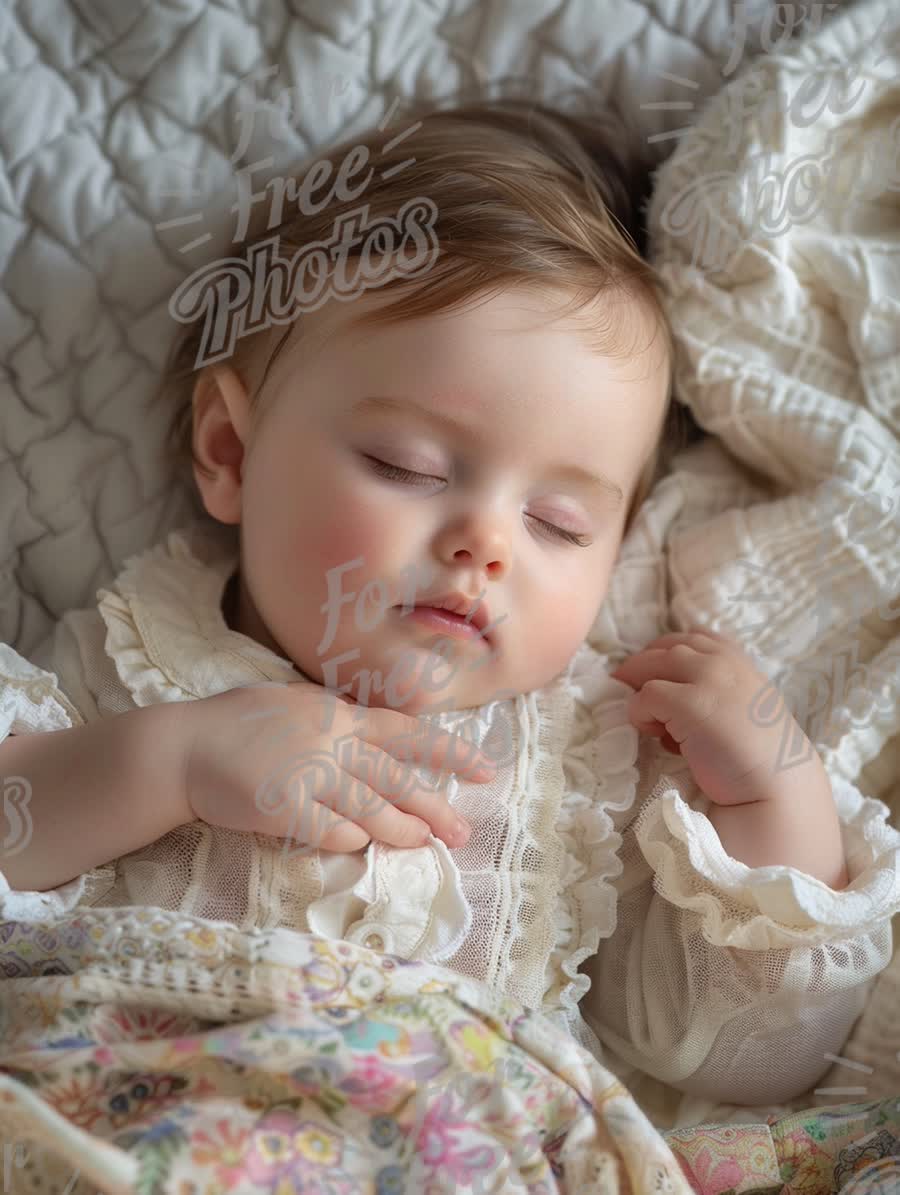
[2,522,900,1112]
[581,768,893,1103]
[438,689,571,1009]
[0,538,634,1044]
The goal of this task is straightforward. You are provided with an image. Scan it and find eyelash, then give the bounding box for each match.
[363,456,592,547]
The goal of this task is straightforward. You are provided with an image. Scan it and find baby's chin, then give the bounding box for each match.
[321,641,502,717]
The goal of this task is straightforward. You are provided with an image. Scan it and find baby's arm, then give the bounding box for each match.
[570,630,896,1108]
[0,704,191,892]
[582,769,896,1107]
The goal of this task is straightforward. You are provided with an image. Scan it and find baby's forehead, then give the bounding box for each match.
[255,279,670,433]
[303,277,665,356]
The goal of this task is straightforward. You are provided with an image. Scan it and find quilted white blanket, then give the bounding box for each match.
[1,0,896,1151]
[631,0,900,1122]
[1,0,802,660]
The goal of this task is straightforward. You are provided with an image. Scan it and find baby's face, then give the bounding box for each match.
[201,283,669,714]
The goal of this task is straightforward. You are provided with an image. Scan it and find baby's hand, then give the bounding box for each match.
[179,681,496,852]
[610,627,817,807]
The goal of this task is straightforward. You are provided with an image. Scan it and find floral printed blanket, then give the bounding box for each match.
[0,907,697,1194]
[2,909,899,1194]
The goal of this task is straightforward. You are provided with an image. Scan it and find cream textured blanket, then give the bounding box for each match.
[616,0,900,1125]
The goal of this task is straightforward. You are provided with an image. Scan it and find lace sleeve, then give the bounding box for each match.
[0,641,98,917]
[580,769,900,1105]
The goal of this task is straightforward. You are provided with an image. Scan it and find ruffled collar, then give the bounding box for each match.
[96,518,303,705]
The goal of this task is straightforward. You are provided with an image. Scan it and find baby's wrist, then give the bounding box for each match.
[706,765,848,888]
[751,744,831,807]
[130,700,198,830]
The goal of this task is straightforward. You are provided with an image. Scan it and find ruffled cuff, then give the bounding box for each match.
[633,772,900,949]
[0,871,90,918]
[0,643,82,736]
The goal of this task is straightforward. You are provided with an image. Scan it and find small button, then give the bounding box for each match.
[363,933,384,950]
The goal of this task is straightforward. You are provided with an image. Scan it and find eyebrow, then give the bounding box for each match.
[351,395,625,508]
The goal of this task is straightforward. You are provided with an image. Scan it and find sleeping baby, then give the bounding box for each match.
[2,97,899,1112]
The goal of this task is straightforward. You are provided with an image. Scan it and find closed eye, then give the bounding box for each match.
[365,455,591,547]
[526,514,591,547]
[364,455,443,486]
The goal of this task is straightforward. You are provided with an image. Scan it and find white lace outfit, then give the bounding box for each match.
[2,518,899,1111]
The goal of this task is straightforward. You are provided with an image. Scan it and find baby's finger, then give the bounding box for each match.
[632,716,670,738]
[321,771,434,849]
[661,730,683,754]
[319,822,372,852]
[611,644,707,688]
[263,789,367,851]
[252,751,429,849]
[684,625,738,646]
[339,738,472,848]
[616,631,722,660]
[626,678,715,742]
[366,711,497,779]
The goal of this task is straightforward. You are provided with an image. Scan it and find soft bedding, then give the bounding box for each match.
[630,0,900,1131]
[0,0,787,663]
[2,916,898,1193]
[3,0,900,1191]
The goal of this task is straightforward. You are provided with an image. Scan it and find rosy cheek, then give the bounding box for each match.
[304,505,388,597]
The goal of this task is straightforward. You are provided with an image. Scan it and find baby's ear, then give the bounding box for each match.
[191,366,252,525]
[195,365,253,443]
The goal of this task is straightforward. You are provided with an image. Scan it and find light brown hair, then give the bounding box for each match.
[155,95,685,535]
